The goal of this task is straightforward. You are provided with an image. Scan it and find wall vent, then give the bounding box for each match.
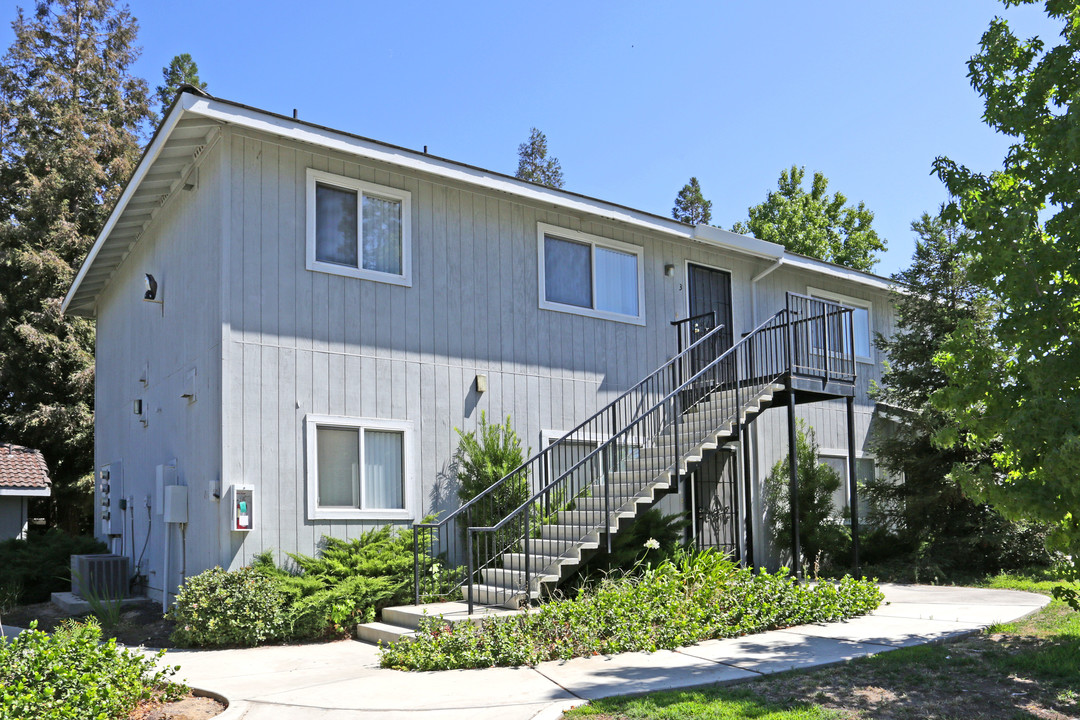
[70,554,130,600]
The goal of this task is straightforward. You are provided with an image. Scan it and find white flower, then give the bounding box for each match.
[643,538,660,550]
[430,561,441,575]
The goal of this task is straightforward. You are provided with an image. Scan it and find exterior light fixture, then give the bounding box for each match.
[144,274,158,301]
[664,264,676,277]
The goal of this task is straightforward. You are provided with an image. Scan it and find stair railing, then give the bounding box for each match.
[414,294,856,611]
[460,308,796,611]
[413,319,729,605]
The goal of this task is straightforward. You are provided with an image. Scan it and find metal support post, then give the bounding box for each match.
[786,383,802,581]
[846,395,862,578]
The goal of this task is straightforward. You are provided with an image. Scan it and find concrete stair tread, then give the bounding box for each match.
[355,621,416,645]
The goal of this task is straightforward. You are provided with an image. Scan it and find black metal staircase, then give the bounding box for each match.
[412,292,857,613]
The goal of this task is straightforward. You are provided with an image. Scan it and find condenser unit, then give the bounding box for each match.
[70,554,130,600]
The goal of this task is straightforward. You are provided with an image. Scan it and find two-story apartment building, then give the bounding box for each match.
[64,89,894,607]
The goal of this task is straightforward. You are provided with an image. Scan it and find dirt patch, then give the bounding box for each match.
[2,598,176,648]
[131,691,225,720]
[739,632,1079,720]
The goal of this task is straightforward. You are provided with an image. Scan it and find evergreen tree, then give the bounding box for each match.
[671,177,712,225]
[155,52,207,116]
[515,128,564,189]
[867,209,1049,575]
[0,0,153,531]
[764,422,849,575]
[732,166,885,271]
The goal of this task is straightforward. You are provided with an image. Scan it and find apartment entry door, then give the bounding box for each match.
[686,264,735,378]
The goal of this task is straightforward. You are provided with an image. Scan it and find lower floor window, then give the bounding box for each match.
[306,415,411,519]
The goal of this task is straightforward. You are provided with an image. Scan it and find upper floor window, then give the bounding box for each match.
[537,223,644,325]
[808,287,873,362]
[306,169,412,286]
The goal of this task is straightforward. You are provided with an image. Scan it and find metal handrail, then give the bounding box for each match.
[414,292,857,610]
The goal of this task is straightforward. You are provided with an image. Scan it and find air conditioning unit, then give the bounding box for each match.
[70,554,130,600]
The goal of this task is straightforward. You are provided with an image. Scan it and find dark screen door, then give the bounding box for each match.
[688,264,734,363]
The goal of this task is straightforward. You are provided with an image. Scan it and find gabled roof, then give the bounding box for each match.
[0,443,52,494]
[63,91,895,317]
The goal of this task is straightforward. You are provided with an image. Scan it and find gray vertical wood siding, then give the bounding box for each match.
[95,124,897,588]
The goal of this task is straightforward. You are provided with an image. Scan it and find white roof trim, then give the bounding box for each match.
[782,254,894,292]
[64,92,898,315]
[61,101,189,315]
[0,487,51,497]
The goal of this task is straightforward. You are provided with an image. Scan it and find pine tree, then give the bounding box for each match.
[0,0,153,531]
[515,128,564,189]
[671,177,712,225]
[155,53,207,116]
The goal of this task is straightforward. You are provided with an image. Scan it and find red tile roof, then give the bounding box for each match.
[0,443,52,491]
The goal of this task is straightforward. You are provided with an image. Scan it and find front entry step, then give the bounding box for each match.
[356,601,525,645]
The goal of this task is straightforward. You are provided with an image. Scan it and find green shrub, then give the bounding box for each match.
[765,422,851,574]
[0,619,185,720]
[169,566,289,647]
[254,524,429,640]
[0,529,107,604]
[380,549,883,670]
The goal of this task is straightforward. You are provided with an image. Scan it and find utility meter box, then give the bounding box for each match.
[163,484,188,524]
[226,484,254,532]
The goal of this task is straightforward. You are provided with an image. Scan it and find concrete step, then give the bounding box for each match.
[468,583,529,609]
[381,601,523,630]
[502,553,568,574]
[540,524,604,542]
[355,621,415,645]
[481,568,559,590]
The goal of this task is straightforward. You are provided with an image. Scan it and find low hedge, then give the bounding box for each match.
[0,619,185,720]
[380,549,883,670]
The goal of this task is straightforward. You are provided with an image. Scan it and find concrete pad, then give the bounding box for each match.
[878,584,1047,608]
[241,700,558,720]
[873,602,1044,625]
[256,665,573,711]
[535,649,757,700]
[677,630,897,673]
[779,614,983,647]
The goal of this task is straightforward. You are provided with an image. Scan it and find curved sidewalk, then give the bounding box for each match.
[156,584,1046,719]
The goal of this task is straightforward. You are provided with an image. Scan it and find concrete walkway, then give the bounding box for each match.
[16,584,1051,719]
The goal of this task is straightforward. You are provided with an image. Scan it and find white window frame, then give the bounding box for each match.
[537,223,646,326]
[305,169,413,286]
[806,286,873,363]
[817,449,876,522]
[304,414,416,521]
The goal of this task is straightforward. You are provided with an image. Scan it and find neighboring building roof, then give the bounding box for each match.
[0,443,52,495]
[63,90,896,317]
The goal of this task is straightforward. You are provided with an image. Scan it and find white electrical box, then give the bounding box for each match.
[163,485,188,524]
[226,484,254,532]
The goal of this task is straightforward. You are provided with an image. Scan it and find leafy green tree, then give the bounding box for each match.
[765,421,850,574]
[0,0,153,531]
[155,52,207,116]
[672,177,712,225]
[515,127,564,189]
[931,1,1080,594]
[732,165,885,271]
[866,209,1050,575]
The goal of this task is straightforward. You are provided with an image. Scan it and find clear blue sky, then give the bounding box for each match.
[1,1,1061,277]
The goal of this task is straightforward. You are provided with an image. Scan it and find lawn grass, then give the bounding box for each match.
[564,571,1080,720]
